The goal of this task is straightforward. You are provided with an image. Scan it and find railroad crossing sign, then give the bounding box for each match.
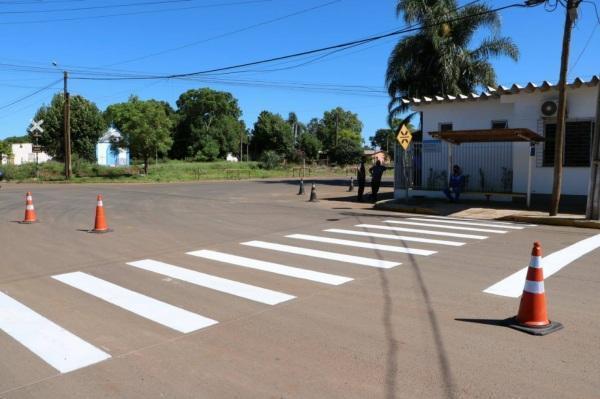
[396,124,412,151]
[28,119,44,137]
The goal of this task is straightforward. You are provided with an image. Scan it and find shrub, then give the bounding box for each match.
[259,150,281,170]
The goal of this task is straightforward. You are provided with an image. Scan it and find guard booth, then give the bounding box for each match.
[394,128,545,207]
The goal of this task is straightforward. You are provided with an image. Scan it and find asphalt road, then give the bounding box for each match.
[0,179,598,399]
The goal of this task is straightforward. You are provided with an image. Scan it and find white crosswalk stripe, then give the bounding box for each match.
[52,272,218,333]
[187,250,353,286]
[127,259,295,305]
[324,228,465,246]
[0,291,111,373]
[383,220,508,234]
[355,224,488,240]
[411,215,536,226]
[407,217,525,229]
[286,234,436,256]
[241,241,401,268]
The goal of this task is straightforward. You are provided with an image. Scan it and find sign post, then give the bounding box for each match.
[396,124,413,201]
[28,119,44,179]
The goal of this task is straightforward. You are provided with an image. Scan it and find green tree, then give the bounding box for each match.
[310,108,363,151]
[171,88,245,160]
[3,135,30,144]
[370,129,396,152]
[386,0,518,119]
[33,93,106,162]
[250,111,294,157]
[298,133,322,160]
[105,96,174,174]
[0,140,12,157]
[330,137,363,166]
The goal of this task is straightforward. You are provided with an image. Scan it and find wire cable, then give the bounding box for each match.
[0,78,61,111]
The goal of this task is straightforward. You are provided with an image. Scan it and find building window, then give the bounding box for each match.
[439,123,453,132]
[542,121,593,167]
[491,120,508,129]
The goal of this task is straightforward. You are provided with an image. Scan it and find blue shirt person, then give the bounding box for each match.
[443,165,465,202]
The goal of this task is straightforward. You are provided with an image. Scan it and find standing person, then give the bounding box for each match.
[356,159,366,202]
[443,164,465,202]
[369,160,393,202]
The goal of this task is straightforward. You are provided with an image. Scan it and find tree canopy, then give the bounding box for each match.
[311,107,363,149]
[105,96,174,173]
[171,88,245,160]
[298,132,322,160]
[329,137,363,166]
[250,111,294,157]
[33,93,106,162]
[386,0,518,120]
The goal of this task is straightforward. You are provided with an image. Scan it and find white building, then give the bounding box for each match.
[1,143,52,165]
[395,76,599,203]
[96,126,129,167]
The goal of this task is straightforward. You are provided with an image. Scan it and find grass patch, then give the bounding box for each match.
[0,160,357,183]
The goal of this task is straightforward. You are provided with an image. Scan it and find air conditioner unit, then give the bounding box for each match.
[541,100,564,117]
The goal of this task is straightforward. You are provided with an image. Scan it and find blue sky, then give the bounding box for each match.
[0,0,598,141]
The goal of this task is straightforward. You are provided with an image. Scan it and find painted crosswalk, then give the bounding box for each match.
[285,234,437,256]
[241,240,401,268]
[355,223,489,240]
[0,291,111,373]
[324,228,466,246]
[406,217,525,230]
[187,250,353,285]
[383,220,509,234]
[127,259,295,305]
[53,272,218,333]
[4,214,536,376]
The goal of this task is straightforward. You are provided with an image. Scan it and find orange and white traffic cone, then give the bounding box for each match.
[90,194,112,233]
[508,241,562,335]
[20,192,38,224]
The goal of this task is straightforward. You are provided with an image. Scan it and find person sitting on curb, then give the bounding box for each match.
[443,164,465,202]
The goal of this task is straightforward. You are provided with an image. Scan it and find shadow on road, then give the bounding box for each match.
[350,215,457,399]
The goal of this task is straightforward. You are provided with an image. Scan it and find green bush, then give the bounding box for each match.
[259,151,281,170]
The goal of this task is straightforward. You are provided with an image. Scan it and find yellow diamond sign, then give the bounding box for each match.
[396,124,412,151]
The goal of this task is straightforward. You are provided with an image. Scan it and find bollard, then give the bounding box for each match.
[309,183,318,202]
[297,178,305,195]
[348,176,354,192]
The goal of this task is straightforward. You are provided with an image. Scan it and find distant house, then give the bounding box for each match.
[96,126,129,167]
[1,143,52,165]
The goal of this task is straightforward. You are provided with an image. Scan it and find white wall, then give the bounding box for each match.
[408,84,598,197]
[10,143,52,165]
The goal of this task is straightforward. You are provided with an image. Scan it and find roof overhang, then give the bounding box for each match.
[429,128,545,144]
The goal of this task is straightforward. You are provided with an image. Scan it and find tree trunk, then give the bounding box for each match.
[144,156,149,175]
[549,0,576,216]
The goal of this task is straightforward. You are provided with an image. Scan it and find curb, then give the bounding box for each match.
[373,200,440,215]
[499,216,600,229]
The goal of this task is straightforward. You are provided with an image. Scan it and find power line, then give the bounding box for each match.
[0,78,61,111]
[582,0,600,24]
[104,0,343,67]
[72,1,537,81]
[0,0,271,24]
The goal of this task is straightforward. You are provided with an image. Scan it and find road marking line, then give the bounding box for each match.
[384,220,508,234]
[412,215,537,227]
[407,217,525,230]
[0,291,111,373]
[52,272,218,333]
[241,241,400,268]
[127,259,295,305]
[286,234,437,256]
[484,234,600,297]
[324,229,465,246]
[187,250,353,286]
[355,224,488,240]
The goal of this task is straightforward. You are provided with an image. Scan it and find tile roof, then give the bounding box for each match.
[401,75,599,106]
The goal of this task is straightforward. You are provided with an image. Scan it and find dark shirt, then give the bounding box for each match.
[449,173,464,189]
[369,165,389,182]
[357,164,366,182]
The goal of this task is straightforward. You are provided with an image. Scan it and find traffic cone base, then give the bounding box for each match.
[507,317,563,336]
[348,177,354,192]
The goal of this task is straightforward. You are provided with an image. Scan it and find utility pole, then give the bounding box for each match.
[240,131,243,162]
[586,85,600,220]
[335,112,339,146]
[63,71,72,179]
[549,0,579,215]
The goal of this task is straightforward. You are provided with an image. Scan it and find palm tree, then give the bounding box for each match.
[386,0,519,120]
